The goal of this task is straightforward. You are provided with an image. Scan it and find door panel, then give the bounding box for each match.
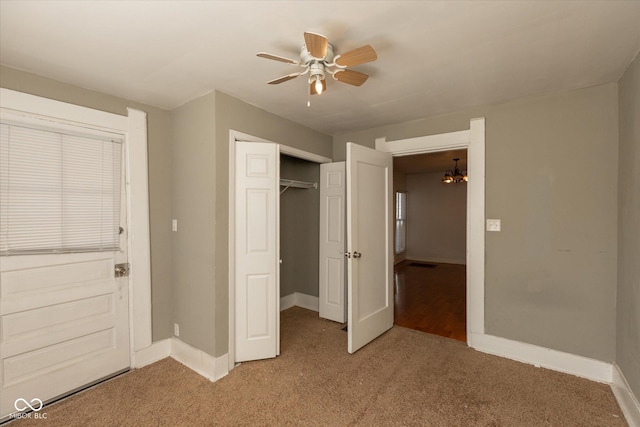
[346,143,393,354]
[0,249,130,420]
[319,162,346,323]
[235,141,279,362]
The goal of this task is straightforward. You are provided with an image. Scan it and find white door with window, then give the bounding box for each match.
[0,121,131,419]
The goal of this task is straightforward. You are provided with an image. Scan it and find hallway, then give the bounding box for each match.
[394,261,467,342]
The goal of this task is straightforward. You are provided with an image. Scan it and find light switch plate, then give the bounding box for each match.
[487,219,501,232]
[172,219,178,232]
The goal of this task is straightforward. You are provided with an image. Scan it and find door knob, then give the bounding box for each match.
[353,251,362,259]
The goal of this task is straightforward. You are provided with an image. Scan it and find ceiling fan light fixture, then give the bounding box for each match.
[315,76,323,95]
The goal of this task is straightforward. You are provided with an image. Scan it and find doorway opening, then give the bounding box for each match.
[279,154,321,312]
[230,135,394,366]
[392,149,468,342]
[376,117,486,349]
[228,131,333,368]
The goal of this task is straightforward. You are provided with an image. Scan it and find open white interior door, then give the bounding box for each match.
[235,141,279,362]
[346,143,393,354]
[319,162,346,323]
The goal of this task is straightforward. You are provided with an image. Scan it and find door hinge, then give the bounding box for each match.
[115,263,130,277]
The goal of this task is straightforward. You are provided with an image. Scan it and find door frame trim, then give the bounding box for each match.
[375,117,485,345]
[227,130,331,370]
[0,88,152,360]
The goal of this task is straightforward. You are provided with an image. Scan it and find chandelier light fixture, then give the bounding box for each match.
[442,158,468,184]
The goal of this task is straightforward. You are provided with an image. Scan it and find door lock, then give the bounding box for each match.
[115,263,130,277]
[344,252,351,258]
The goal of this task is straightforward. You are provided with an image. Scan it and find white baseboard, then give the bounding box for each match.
[170,338,229,381]
[280,292,319,312]
[214,352,230,381]
[611,363,640,427]
[470,333,613,383]
[280,293,296,311]
[132,338,171,368]
[405,255,466,265]
[132,338,228,381]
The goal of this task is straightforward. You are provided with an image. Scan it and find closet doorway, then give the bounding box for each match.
[231,138,330,363]
[279,154,321,313]
[229,133,393,367]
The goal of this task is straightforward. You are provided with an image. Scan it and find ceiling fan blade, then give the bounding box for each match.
[335,44,377,67]
[268,73,302,84]
[334,69,369,86]
[257,52,299,65]
[309,79,327,95]
[304,32,329,59]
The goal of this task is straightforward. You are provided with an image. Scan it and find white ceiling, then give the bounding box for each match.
[1,1,639,136]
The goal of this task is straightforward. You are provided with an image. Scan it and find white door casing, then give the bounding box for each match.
[375,118,485,345]
[234,141,280,362]
[346,143,394,354]
[319,162,346,323]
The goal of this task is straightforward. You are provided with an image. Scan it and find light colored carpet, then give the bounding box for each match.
[10,307,626,426]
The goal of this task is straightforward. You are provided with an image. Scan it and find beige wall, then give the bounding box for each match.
[0,66,174,343]
[405,171,466,264]
[170,92,216,354]
[617,53,640,397]
[213,91,332,357]
[335,84,619,362]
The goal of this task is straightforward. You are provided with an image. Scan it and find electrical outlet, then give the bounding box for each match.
[174,323,179,336]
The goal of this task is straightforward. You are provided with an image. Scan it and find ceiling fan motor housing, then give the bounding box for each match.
[300,43,334,64]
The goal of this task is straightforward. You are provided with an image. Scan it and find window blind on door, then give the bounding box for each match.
[0,122,123,255]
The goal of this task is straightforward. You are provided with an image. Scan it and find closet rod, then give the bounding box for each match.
[279,178,317,194]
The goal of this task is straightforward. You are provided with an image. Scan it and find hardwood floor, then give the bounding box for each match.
[394,260,467,342]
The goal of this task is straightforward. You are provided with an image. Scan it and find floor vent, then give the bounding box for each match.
[408,262,438,268]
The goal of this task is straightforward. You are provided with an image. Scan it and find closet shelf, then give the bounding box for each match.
[280,178,317,194]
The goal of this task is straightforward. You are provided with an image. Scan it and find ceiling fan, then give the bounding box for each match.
[257,32,377,104]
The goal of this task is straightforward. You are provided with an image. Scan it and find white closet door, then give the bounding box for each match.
[346,143,394,354]
[235,141,279,362]
[319,162,346,323]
